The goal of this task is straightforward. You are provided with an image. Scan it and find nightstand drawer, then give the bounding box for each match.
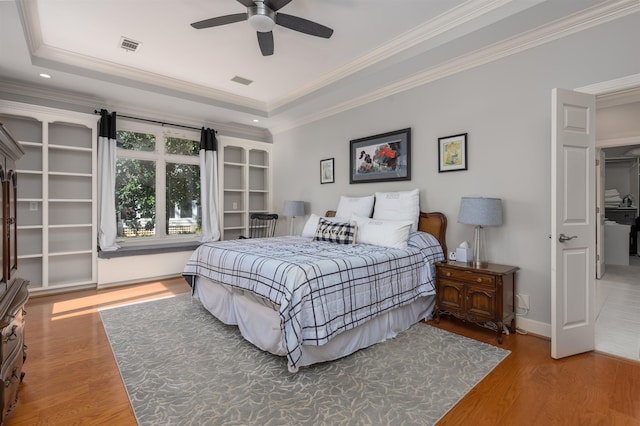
[438,268,496,286]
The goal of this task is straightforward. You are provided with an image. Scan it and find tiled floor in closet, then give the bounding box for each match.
[595,255,640,361]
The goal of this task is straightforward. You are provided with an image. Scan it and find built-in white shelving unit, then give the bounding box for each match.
[0,100,97,292]
[219,138,272,240]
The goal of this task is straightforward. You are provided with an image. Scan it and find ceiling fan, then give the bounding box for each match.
[191,0,333,56]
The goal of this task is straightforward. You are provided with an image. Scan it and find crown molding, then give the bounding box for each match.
[268,0,514,110]
[0,78,103,109]
[271,0,640,134]
[0,98,97,126]
[577,73,640,100]
[596,135,640,148]
[0,79,272,142]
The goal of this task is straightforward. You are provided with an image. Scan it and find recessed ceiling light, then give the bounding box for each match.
[39,73,51,79]
[253,119,259,123]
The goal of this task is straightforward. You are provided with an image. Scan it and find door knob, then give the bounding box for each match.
[558,233,577,243]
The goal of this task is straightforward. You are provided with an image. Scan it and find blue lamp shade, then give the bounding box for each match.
[458,197,503,267]
[283,200,305,236]
[283,200,305,217]
[458,197,503,226]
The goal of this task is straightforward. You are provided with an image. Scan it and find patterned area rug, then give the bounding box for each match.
[100,293,510,426]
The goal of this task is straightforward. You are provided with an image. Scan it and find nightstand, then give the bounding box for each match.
[433,261,519,343]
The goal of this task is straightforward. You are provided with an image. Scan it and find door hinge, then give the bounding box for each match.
[596,206,600,213]
[596,159,600,166]
[597,254,600,261]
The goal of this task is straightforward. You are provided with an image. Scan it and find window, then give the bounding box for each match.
[115,121,201,243]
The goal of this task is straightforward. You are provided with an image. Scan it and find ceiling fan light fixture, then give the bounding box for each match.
[248,2,275,32]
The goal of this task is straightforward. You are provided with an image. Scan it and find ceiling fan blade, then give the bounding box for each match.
[264,0,293,12]
[191,13,248,29]
[257,31,274,56]
[275,13,333,38]
[236,0,255,6]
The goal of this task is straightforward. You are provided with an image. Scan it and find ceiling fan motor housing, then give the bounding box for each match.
[248,2,276,32]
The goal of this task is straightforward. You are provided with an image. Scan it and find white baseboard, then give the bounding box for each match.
[516,316,551,339]
[97,251,192,287]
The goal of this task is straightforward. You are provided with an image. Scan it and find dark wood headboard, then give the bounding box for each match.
[325,210,447,256]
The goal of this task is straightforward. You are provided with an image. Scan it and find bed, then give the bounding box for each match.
[183,210,447,372]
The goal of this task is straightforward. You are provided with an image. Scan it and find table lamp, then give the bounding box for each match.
[458,197,503,267]
[283,200,305,236]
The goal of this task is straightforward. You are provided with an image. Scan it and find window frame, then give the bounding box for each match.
[115,119,201,246]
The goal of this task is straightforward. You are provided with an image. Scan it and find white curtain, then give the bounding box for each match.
[97,109,120,251]
[199,127,221,242]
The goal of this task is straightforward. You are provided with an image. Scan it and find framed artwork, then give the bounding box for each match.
[438,133,467,172]
[349,128,411,184]
[320,158,334,184]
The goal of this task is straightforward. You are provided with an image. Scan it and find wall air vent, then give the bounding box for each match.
[231,76,253,86]
[119,37,141,52]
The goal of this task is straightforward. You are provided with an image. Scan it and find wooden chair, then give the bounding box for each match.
[240,213,278,239]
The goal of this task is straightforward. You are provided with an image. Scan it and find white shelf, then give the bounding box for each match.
[18,253,42,259]
[49,171,92,178]
[49,249,93,257]
[1,104,97,291]
[49,198,92,203]
[220,140,271,240]
[48,143,92,152]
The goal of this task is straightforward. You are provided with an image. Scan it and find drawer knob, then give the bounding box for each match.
[445,272,451,277]
[477,278,482,283]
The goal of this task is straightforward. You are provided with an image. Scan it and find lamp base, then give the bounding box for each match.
[472,225,488,268]
[289,217,296,236]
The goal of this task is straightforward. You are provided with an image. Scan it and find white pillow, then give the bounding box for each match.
[352,215,413,249]
[335,195,375,218]
[301,214,351,237]
[373,189,420,232]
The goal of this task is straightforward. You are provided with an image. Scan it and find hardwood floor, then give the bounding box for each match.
[6,278,640,425]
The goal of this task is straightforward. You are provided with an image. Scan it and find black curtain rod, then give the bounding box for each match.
[93,109,214,133]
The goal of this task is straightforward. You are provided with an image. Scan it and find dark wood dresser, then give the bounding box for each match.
[434,261,519,343]
[0,122,28,424]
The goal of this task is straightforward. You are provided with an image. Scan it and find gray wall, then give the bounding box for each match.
[271,13,640,330]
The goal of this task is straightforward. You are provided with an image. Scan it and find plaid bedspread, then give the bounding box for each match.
[183,232,444,371]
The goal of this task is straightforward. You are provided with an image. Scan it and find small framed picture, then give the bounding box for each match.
[438,133,468,172]
[320,158,334,184]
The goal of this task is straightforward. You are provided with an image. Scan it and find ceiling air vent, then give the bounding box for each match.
[119,37,141,52]
[231,75,253,86]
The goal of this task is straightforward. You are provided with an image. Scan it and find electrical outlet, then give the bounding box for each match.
[516,294,530,310]
[232,202,238,210]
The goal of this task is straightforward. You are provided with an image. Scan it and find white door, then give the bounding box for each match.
[551,88,596,359]
[596,149,605,279]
